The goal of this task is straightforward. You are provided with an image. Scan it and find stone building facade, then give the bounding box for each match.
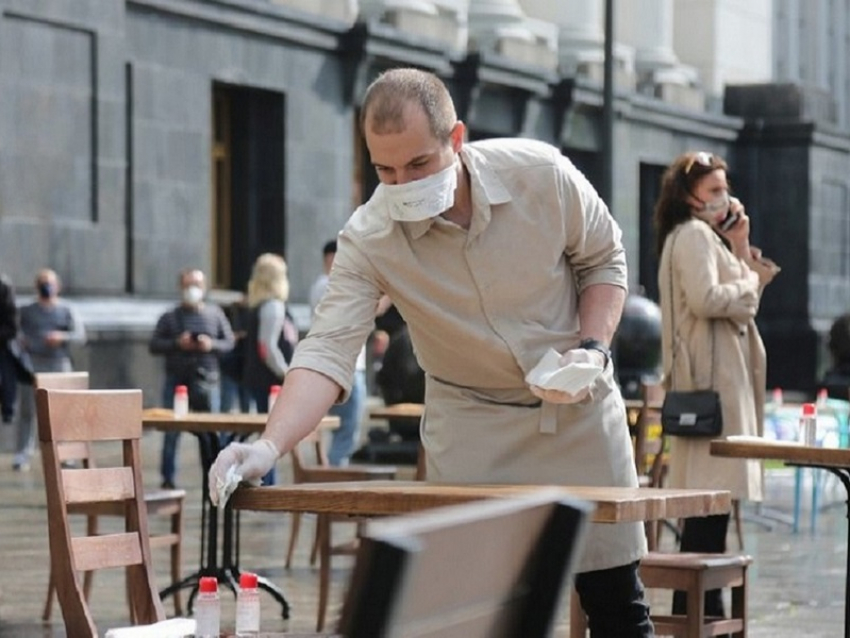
[0,0,848,397]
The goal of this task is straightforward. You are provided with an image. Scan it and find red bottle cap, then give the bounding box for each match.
[175,385,188,395]
[802,402,816,416]
[269,384,281,396]
[199,576,218,593]
[240,572,258,589]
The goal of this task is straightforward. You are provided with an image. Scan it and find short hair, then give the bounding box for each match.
[246,253,290,308]
[360,68,457,141]
[322,240,338,256]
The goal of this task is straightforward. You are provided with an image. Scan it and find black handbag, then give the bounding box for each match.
[661,389,722,437]
[661,227,723,438]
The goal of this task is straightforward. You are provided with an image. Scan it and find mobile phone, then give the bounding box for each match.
[718,210,740,231]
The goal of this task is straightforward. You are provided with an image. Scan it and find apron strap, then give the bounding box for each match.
[539,401,558,434]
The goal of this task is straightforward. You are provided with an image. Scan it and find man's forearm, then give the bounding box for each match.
[578,283,626,345]
[262,368,342,456]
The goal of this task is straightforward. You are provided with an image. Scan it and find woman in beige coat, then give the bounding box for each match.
[654,151,780,618]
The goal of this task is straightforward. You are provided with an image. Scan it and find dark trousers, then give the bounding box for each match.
[575,561,655,637]
[0,348,17,422]
[672,513,731,617]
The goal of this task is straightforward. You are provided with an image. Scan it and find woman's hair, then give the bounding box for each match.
[653,151,728,257]
[359,67,457,142]
[246,253,289,308]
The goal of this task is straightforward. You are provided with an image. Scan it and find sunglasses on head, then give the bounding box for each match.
[683,151,714,175]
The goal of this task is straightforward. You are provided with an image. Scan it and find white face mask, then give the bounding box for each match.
[182,285,204,305]
[700,192,730,218]
[382,160,458,222]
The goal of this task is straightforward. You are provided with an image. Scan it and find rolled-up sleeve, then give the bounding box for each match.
[290,234,383,401]
[558,155,627,292]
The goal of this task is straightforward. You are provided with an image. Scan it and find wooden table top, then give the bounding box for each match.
[230,480,730,524]
[711,437,850,470]
[368,402,424,420]
[142,409,339,435]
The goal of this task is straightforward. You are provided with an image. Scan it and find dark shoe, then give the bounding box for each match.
[161,479,176,489]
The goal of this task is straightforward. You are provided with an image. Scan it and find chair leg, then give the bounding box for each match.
[686,572,706,638]
[171,508,183,616]
[733,499,745,550]
[316,515,331,632]
[83,514,97,603]
[731,571,748,637]
[310,521,320,567]
[42,571,55,621]
[285,512,302,569]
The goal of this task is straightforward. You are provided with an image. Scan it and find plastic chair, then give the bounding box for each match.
[37,387,193,637]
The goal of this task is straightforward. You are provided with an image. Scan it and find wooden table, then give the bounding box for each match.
[142,410,339,618]
[712,438,850,638]
[231,480,730,524]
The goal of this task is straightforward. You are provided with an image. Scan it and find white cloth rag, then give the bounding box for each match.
[525,348,604,393]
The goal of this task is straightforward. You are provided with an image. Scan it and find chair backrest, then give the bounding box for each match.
[338,489,593,638]
[37,388,165,637]
[35,372,92,465]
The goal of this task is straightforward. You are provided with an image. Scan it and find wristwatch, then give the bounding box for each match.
[579,338,611,369]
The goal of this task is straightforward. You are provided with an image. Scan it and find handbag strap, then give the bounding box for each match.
[667,226,715,389]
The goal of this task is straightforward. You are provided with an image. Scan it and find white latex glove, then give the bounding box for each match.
[528,347,605,405]
[208,439,279,507]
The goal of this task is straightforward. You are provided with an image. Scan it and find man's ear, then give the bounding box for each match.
[450,121,465,152]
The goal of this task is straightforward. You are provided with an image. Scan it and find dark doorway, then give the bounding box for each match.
[639,162,665,301]
[212,83,285,291]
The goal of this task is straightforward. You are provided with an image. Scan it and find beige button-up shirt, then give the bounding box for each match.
[293,138,645,572]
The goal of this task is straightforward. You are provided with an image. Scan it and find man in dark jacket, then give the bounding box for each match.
[0,274,18,424]
[149,268,234,488]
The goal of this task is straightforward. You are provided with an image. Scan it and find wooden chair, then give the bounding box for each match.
[338,489,593,638]
[284,430,397,631]
[570,550,752,637]
[639,551,752,637]
[37,388,193,637]
[36,372,186,621]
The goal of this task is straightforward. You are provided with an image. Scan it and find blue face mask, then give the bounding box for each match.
[37,282,53,299]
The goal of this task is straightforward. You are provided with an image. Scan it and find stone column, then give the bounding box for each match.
[617,0,677,71]
[468,0,557,70]
[617,0,702,107]
[520,0,633,86]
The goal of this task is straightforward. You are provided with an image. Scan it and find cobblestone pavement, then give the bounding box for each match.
[0,422,847,636]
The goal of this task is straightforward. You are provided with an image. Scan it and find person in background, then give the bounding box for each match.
[309,239,370,466]
[0,273,19,424]
[211,67,653,635]
[149,268,234,489]
[654,150,780,619]
[220,296,253,413]
[823,313,850,400]
[15,269,86,471]
[242,253,297,413]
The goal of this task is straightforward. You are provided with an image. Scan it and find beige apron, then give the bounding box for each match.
[421,367,647,573]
